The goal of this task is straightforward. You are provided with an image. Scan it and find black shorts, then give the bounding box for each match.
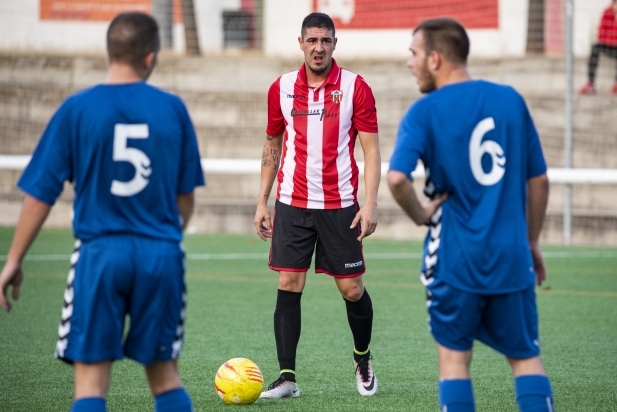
[269,200,365,277]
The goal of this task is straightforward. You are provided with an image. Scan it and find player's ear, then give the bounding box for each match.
[144,52,157,71]
[298,36,304,51]
[141,51,157,81]
[333,37,337,50]
[428,50,441,71]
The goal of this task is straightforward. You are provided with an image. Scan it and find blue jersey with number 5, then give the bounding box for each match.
[18,82,205,242]
[389,80,547,293]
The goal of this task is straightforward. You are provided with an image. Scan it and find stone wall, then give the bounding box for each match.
[1,52,616,244]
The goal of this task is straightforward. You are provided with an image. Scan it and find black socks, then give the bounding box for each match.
[274,289,302,380]
[344,288,373,361]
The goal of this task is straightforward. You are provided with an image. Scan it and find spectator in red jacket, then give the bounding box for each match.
[579,0,617,94]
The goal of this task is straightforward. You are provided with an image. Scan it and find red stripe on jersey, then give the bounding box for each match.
[267,77,286,203]
[266,78,285,137]
[290,72,309,208]
[348,127,359,205]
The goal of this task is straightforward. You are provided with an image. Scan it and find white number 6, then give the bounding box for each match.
[469,117,505,186]
[110,124,152,197]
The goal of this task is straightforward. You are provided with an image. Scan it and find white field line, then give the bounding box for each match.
[1,251,617,262]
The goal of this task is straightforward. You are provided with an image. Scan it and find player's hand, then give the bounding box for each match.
[0,260,24,312]
[351,202,377,241]
[530,241,546,286]
[423,193,448,224]
[254,203,273,241]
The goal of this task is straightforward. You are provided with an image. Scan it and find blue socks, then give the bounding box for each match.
[155,388,193,412]
[70,397,106,412]
[515,375,554,412]
[438,375,553,412]
[70,388,193,412]
[439,379,475,412]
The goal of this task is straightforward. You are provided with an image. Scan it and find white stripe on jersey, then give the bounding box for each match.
[306,87,325,208]
[337,70,357,208]
[278,72,298,204]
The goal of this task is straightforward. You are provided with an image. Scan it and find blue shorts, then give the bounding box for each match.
[54,235,186,366]
[426,278,540,359]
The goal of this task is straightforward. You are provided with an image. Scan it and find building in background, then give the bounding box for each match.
[0,0,611,57]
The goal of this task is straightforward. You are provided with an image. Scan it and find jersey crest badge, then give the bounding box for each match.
[331,90,343,104]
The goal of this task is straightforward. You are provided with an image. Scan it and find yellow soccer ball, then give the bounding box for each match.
[214,358,264,405]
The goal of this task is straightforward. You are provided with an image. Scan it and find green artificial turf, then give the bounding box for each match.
[0,228,616,411]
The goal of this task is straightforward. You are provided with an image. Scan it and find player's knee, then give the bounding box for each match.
[507,356,545,376]
[277,272,305,292]
[340,284,364,302]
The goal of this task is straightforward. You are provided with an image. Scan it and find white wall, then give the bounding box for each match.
[195,0,241,53]
[263,0,613,58]
[0,0,240,54]
[574,0,612,55]
[0,0,612,56]
[264,0,528,57]
[0,0,107,52]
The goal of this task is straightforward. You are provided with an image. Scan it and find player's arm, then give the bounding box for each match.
[527,173,549,286]
[254,134,283,240]
[177,192,195,232]
[0,195,52,312]
[387,171,447,226]
[350,131,381,241]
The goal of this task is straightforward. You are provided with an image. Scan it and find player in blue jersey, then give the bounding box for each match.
[0,12,204,412]
[388,18,555,412]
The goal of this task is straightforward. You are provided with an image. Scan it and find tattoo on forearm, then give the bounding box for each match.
[262,145,271,167]
[266,135,274,141]
[262,143,281,170]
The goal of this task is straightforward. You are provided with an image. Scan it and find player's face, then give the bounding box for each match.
[407,31,437,94]
[299,27,337,76]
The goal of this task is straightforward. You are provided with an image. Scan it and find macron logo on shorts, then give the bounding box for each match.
[345,261,363,268]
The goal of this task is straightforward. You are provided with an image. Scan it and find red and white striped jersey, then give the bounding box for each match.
[266,59,378,209]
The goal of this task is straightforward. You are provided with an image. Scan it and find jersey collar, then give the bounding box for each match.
[298,58,341,89]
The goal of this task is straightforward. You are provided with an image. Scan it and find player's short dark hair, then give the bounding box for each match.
[414,18,469,65]
[107,12,160,71]
[301,12,336,39]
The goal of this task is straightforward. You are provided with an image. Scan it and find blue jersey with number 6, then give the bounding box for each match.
[389,80,547,293]
[18,82,205,242]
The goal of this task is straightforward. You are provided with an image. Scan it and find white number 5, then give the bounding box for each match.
[110,124,152,197]
[469,117,505,186]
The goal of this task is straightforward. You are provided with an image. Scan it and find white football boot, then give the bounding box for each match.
[354,355,378,396]
[259,376,300,399]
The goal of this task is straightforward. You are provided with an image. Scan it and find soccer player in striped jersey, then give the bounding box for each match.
[388,18,555,412]
[254,12,381,398]
[0,12,203,412]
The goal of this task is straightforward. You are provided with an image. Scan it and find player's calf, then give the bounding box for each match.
[70,397,106,412]
[438,379,475,412]
[515,375,554,412]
